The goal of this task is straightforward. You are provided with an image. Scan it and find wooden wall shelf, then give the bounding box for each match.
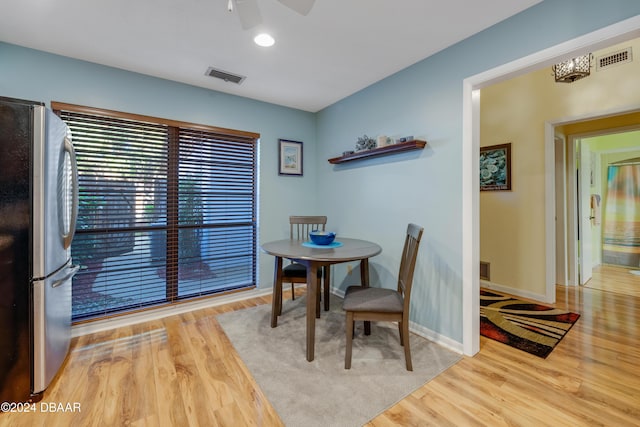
[328,140,426,164]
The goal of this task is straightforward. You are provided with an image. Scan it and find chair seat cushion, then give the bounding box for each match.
[342,286,404,313]
[282,262,322,278]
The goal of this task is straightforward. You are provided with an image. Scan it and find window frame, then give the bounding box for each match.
[52,102,259,321]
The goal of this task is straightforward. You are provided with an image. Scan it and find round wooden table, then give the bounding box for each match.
[261,237,382,361]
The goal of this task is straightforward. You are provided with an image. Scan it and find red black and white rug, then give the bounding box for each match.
[480,289,580,358]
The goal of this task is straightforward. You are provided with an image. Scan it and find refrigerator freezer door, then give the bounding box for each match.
[32,262,78,394]
[32,107,77,279]
[0,97,37,402]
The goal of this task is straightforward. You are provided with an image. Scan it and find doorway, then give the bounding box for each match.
[566,126,640,289]
[462,16,640,356]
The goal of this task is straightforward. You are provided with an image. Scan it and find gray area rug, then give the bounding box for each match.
[217,294,462,427]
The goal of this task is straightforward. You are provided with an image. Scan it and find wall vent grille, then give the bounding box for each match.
[596,47,632,71]
[480,261,490,281]
[205,67,246,84]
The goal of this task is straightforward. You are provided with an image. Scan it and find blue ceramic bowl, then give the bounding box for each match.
[309,231,336,245]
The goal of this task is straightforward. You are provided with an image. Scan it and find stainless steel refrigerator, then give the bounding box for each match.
[0,96,79,404]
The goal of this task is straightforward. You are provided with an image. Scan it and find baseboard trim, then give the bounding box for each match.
[74,284,464,356]
[409,321,463,354]
[333,287,463,354]
[481,280,550,303]
[72,287,274,338]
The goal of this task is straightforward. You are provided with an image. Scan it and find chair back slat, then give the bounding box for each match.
[397,224,424,305]
[290,215,327,241]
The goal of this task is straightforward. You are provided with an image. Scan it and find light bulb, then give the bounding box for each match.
[254,33,275,47]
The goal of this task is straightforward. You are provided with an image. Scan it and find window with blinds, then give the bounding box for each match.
[52,103,258,321]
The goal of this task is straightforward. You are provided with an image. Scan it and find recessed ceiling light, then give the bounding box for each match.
[254,33,275,47]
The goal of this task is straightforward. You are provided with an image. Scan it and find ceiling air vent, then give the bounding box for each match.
[205,67,246,84]
[596,47,632,71]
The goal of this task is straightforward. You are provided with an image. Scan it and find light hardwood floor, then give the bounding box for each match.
[1,271,638,426]
[585,264,640,298]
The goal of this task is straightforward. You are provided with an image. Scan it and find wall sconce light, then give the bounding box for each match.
[552,54,592,83]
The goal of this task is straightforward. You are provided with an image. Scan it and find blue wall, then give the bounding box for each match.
[316,0,640,343]
[2,0,639,347]
[0,42,318,291]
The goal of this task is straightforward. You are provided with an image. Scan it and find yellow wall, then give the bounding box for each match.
[587,130,640,194]
[480,39,640,296]
[557,112,640,135]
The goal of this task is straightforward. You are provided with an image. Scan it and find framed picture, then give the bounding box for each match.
[279,139,303,176]
[480,143,511,191]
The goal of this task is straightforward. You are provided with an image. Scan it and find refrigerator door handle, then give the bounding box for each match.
[51,264,80,288]
[62,136,79,249]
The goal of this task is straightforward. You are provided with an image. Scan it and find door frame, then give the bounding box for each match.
[564,124,640,286]
[554,135,568,286]
[462,15,640,356]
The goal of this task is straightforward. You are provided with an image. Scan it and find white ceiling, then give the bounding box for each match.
[0,0,542,112]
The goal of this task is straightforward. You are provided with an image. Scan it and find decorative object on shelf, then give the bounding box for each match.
[552,54,592,83]
[376,135,395,148]
[480,143,511,191]
[342,150,354,156]
[279,139,303,176]
[355,134,376,151]
[328,140,426,164]
[398,135,414,143]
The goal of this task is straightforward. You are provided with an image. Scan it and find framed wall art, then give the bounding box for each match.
[279,139,303,176]
[480,143,511,191]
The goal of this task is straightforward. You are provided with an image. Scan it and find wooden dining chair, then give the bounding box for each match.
[277,215,331,315]
[342,223,424,370]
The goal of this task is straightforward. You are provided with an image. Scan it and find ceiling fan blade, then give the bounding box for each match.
[277,0,315,16]
[234,0,262,29]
